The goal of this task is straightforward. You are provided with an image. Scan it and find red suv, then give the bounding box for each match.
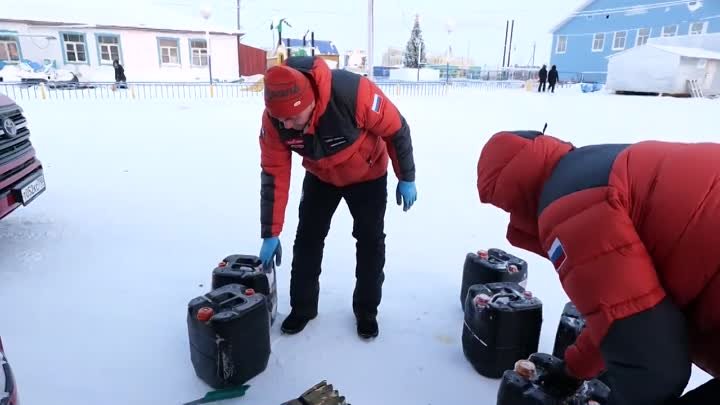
[0,337,18,405]
[0,93,45,219]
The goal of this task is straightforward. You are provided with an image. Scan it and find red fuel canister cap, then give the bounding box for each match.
[477,250,489,259]
[474,293,491,308]
[197,307,214,322]
[245,288,255,296]
[218,261,227,268]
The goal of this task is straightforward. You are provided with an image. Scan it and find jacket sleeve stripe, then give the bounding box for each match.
[356,77,416,182]
[259,113,292,238]
[260,170,276,238]
[388,115,415,182]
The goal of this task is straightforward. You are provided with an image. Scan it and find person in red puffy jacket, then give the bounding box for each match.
[257,56,417,339]
[476,130,720,405]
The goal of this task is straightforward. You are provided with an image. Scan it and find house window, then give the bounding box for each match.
[636,28,651,46]
[689,21,707,35]
[97,34,121,64]
[158,38,180,65]
[0,35,20,62]
[662,24,678,37]
[556,35,567,54]
[613,31,627,50]
[592,33,605,52]
[189,39,208,66]
[62,33,87,63]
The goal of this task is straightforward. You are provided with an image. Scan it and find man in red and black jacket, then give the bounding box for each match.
[476,130,720,405]
[257,56,417,339]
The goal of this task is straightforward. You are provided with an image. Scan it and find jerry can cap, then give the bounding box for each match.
[197,306,215,322]
[474,293,491,308]
[513,359,536,379]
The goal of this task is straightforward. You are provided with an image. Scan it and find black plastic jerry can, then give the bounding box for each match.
[496,353,611,405]
[461,248,528,310]
[187,284,271,389]
[462,282,543,379]
[552,302,586,360]
[212,254,278,324]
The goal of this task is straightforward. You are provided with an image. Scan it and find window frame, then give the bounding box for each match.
[592,33,605,52]
[95,33,123,65]
[60,31,90,64]
[157,37,181,67]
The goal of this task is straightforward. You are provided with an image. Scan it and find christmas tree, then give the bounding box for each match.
[404,14,427,68]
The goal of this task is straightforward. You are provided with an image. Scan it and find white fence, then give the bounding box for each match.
[0,80,527,102]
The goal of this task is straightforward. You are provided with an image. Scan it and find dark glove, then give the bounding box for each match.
[396,181,417,212]
[530,353,584,398]
[259,237,282,268]
[280,381,350,405]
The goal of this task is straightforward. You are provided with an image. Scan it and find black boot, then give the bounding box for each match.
[356,314,378,339]
[281,311,316,334]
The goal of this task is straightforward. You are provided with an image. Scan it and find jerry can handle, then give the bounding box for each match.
[232,255,262,265]
[489,292,522,304]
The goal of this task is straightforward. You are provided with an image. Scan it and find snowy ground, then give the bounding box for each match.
[0,86,716,405]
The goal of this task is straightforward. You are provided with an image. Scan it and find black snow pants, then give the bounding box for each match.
[289,171,387,319]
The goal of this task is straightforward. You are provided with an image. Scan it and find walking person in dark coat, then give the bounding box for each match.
[538,64,547,92]
[113,59,127,89]
[548,65,559,93]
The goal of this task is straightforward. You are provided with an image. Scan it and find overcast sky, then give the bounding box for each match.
[8,0,585,67]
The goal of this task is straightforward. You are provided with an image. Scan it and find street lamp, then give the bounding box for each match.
[200,6,214,86]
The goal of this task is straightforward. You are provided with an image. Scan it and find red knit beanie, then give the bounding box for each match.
[263,65,314,118]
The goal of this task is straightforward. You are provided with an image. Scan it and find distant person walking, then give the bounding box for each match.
[548,65,559,93]
[538,64,547,92]
[113,60,127,89]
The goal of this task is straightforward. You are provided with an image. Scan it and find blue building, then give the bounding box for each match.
[549,0,720,82]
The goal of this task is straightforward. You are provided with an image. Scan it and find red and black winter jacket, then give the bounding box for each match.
[476,130,720,381]
[259,56,415,238]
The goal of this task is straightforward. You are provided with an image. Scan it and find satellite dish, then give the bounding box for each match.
[688,1,703,12]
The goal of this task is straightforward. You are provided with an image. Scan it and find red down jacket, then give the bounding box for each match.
[259,56,415,238]
[476,130,720,381]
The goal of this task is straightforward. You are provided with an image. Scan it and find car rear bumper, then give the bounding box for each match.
[0,147,45,220]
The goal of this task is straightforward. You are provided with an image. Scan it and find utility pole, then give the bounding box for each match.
[236,0,241,75]
[502,20,508,67]
[531,41,536,66]
[367,0,374,79]
[507,19,515,67]
[237,0,241,31]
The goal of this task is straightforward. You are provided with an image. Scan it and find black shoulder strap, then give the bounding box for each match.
[285,56,316,73]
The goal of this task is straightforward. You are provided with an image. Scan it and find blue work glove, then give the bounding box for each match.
[259,237,282,268]
[396,181,417,212]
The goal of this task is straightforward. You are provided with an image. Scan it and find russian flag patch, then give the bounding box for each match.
[547,237,567,272]
[371,93,382,112]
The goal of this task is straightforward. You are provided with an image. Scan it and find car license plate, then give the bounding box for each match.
[19,174,46,205]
